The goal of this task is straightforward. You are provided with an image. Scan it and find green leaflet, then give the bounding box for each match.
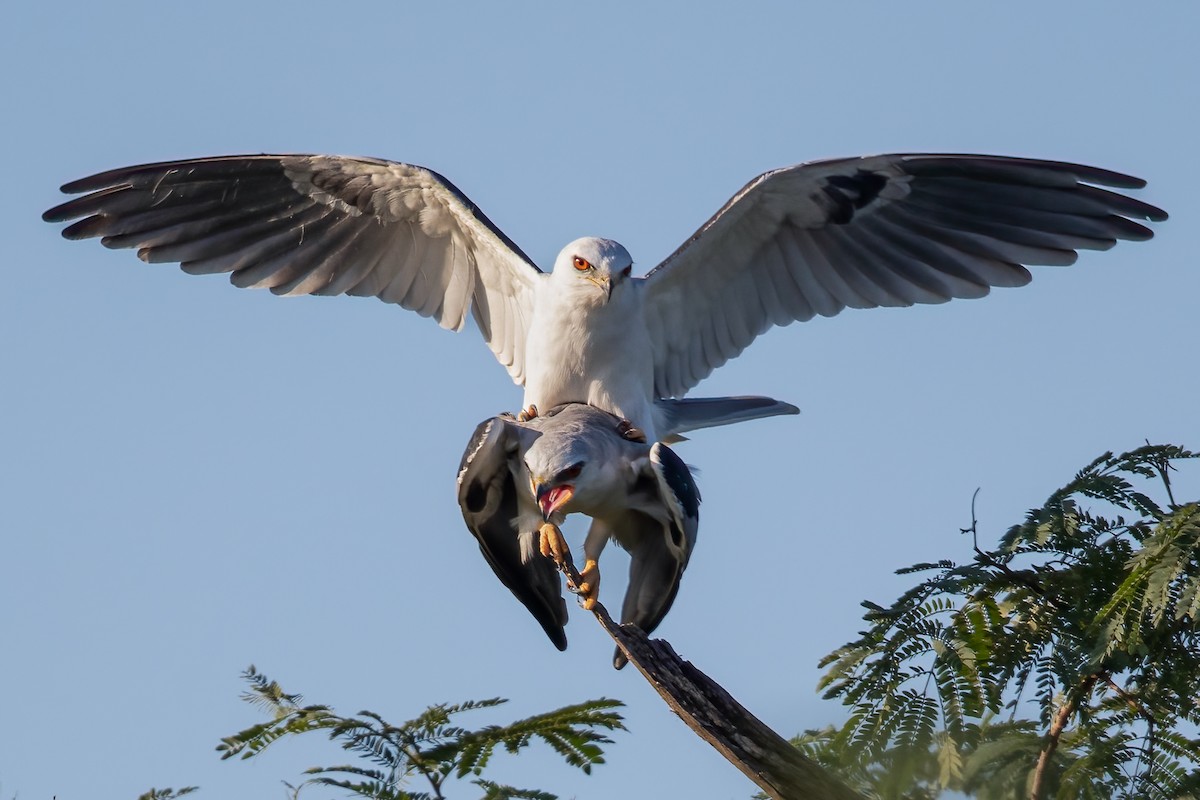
[805,443,1200,799]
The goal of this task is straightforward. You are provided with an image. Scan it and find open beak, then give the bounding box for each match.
[535,482,575,520]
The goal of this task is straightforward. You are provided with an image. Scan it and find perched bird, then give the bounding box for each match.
[44,153,1165,441]
[456,403,699,668]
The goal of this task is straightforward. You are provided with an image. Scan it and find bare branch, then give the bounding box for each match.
[1029,674,1099,800]
[544,524,863,800]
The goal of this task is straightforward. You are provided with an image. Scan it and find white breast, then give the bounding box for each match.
[523,281,658,438]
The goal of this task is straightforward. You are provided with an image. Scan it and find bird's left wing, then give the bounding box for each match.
[457,415,568,650]
[609,442,700,669]
[44,155,542,383]
[646,442,700,566]
[640,154,1167,398]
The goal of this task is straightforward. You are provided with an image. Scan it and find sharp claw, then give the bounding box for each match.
[578,559,600,610]
[539,525,603,613]
[538,522,570,567]
[517,404,539,423]
[616,419,647,443]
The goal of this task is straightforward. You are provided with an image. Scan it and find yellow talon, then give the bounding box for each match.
[539,522,570,565]
[517,404,539,422]
[538,525,601,611]
[578,559,600,610]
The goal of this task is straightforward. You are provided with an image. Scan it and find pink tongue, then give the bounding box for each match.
[541,485,572,517]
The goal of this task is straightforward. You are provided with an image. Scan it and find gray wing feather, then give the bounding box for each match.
[611,442,700,669]
[614,519,687,669]
[45,154,543,384]
[456,417,567,650]
[642,153,1167,398]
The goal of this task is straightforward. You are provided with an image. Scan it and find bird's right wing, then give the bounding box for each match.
[457,416,567,650]
[44,155,542,384]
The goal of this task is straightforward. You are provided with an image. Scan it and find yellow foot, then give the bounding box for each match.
[517,404,539,423]
[578,559,600,611]
[538,521,570,566]
[616,419,647,443]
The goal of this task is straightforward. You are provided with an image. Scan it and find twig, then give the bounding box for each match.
[961,494,1070,614]
[1145,439,1178,508]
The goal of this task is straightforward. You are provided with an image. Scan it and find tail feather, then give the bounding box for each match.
[656,395,799,440]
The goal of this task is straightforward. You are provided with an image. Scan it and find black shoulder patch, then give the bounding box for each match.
[821,170,888,225]
[652,443,700,519]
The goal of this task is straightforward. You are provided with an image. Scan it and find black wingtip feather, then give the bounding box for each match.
[57,155,286,194]
[60,215,111,240]
[1145,205,1169,223]
[43,198,89,223]
[904,154,1152,191]
[1105,215,1157,242]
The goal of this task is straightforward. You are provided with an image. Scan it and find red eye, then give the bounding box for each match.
[572,256,592,271]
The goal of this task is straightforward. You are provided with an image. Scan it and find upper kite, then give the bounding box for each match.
[45,153,1167,438]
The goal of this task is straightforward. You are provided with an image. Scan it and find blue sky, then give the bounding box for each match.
[3,3,1197,798]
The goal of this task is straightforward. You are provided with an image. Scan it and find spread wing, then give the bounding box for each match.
[456,416,567,650]
[44,155,543,384]
[641,154,1168,398]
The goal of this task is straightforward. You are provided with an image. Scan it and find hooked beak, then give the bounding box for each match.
[586,275,612,300]
[535,482,575,520]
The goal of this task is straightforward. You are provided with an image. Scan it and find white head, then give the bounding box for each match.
[550,237,634,303]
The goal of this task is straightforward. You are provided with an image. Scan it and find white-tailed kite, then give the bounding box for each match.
[45,153,1165,440]
[457,403,699,668]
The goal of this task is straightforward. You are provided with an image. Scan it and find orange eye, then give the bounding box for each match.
[572,256,592,271]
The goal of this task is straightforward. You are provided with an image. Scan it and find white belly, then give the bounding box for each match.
[523,283,658,437]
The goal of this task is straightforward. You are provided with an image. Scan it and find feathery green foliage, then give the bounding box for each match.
[214,666,625,800]
[810,444,1200,799]
[136,789,199,800]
